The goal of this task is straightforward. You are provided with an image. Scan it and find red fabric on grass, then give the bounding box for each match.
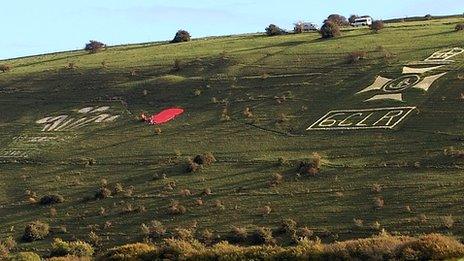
[150,108,184,124]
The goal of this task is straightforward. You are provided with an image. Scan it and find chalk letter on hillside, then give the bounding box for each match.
[373,110,404,126]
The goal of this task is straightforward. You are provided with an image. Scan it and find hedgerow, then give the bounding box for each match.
[9,232,464,260]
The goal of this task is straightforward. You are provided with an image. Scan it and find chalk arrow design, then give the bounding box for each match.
[402,65,443,74]
[365,93,404,102]
[412,72,447,92]
[356,76,391,94]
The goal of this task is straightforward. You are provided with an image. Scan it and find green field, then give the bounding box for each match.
[1,17,464,254]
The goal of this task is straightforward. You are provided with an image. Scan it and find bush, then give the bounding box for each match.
[50,238,94,257]
[326,14,349,26]
[265,24,286,36]
[243,107,253,118]
[0,64,11,72]
[199,229,214,245]
[171,30,191,43]
[325,232,412,260]
[442,215,454,229]
[0,244,8,258]
[373,197,385,209]
[250,227,275,245]
[173,59,182,72]
[153,238,206,260]
[269,173,283,187]
[425,14,433,20]
[227,226,248,244]
[193,152,216,165]
[84,40,105,53]
[6,252,41,261]
[259,205,272,216]
[89,233,464,260]
[371,183,382,193]
[348,15,358,24]
[179,189,192,197]
[168,201,187,215]
[98,243,155,261]
[280,238,324,259]
[298,153,322,176]
[201,187,212,196]
[174,228,195,241]
[1,236,16,258]
[39,194,64,205]
[320,21,341,39]
[186,159,201,173]
[394,233,464,260]
[47,256,92,261]
[370,20,384,32]
[456,23,464,31]
[277,157,289,166]
[66,62,76,70]
[293,23,304,34]
[296,227,314,239]
[22,221,50,242]
[144,220,167,239]
[94,187,111,200]
[278,218,297,235]
[214,200,225,210]
[444,147,464,158]
[347,51,367,63]
[113,183,124,194]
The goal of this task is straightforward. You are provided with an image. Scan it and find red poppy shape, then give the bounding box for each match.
[150,108,184,124]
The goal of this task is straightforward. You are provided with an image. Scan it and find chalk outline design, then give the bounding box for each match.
[307,107,416,130]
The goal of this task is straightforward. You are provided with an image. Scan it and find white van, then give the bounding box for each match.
[351,16,373,27]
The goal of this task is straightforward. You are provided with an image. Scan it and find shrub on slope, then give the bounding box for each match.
[265,24,286,36]
[326,14,350,26]
[171,30,191,43]
[39,194,64,205]
[90,233,464,260]
[371,20,385,32]
[50,238,94,257]
[0,64,11,72]
[22,221,49,242]
[84,40,105,53]
[320,21,341,39]
[456,23,464,31]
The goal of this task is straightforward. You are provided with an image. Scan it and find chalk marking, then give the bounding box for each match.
[37,106,120,132]
[365,93,403,102]
[425,47,464,63]
[77,107,94,114]
[356,76,391,94]
[413,72,447,92]
[307,107,416,130]
[402,65,443,74]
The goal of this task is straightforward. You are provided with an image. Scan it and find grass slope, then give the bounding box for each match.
[1,17,464,252]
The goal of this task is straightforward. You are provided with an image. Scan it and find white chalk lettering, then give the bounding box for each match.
[36,106,120,132]
[307,107,416,130]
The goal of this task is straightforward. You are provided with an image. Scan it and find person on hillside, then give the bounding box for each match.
[140,112,150,122]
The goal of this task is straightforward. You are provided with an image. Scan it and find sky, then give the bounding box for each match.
[0,0,462,59]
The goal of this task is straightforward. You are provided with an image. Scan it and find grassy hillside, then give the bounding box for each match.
[1,17,464,253]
